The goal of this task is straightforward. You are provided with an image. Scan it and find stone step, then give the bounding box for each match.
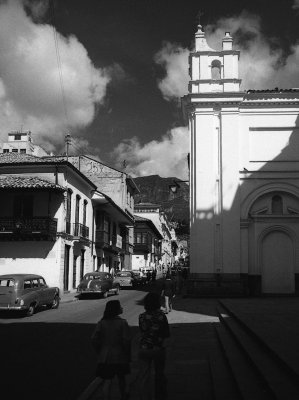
[215,321,274,400]
[209,333,241,400]
[220,300,299,380]
[218,304,299,400]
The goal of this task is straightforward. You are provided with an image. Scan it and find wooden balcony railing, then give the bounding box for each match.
[0,217,57,241]
[73,222,89,239]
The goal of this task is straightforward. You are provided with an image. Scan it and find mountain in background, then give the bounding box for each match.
[133,175,189,237]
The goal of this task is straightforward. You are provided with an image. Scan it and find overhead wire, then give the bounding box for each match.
[50,0,69,128]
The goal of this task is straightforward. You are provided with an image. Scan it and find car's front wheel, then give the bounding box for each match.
[26,303,36,317]
[51,295,60,309]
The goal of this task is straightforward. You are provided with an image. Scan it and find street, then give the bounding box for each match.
[0,288,149,400]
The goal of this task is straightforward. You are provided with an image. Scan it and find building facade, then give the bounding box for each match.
[183,24,299,295]
[134,203,177,270]
[132,215,162,271]
[0,153,95,292]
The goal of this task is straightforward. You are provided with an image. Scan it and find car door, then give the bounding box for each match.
[38,277,52,305]
[23,279,38,308]
[105,273,113,291]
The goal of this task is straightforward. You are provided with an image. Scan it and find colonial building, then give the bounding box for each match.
[65,155,138,271]
[132,215,162,271]
[0,153,96,292]
[183,24,299,295]
[134,202,177,270]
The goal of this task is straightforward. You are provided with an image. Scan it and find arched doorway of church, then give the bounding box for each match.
[260,229,295,294]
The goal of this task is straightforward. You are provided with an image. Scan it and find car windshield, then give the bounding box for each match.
[84,274,104,280]
[116,272,131,277]
[0,278,15,287]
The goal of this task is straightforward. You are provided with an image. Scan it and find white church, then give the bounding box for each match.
[183,24,299,295]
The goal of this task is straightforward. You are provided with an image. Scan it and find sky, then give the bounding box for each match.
[1,0,299,180]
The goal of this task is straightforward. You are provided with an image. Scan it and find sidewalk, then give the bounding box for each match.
[60,291,79,303]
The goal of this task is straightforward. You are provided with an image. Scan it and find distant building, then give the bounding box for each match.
[183,23,299,295]
[134,202,177,268]
[132,215,162,271]
[1,131,49,157]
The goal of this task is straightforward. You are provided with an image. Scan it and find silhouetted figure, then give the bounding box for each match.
[137,292,170,400]
[91,300,131,400]
[161,272,176,313]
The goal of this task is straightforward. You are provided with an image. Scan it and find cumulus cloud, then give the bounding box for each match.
[112,127,189,180]
[155,9,299,98]
[205,11,299,90]
[154,42,189,101]
[0,0,111,149]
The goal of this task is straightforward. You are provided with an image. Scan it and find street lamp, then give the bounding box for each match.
[169,179,189,194]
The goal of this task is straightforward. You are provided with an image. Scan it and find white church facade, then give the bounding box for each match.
[183,24,299,295]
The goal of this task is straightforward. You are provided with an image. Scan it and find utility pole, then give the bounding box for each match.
[65,134,71,161]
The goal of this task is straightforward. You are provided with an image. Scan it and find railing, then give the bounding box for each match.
[0,217,57,240]
[73,222,89,239]
[134,242,152,253]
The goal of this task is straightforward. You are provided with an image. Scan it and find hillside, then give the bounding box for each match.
[134,175,189,236]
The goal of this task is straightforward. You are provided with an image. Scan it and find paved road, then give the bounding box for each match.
[0,288,148,400]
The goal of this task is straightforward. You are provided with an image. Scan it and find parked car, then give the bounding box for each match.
[0,274,60,317]
[132,270,147,285]
[77,272,120,298]
[114,270,137,288]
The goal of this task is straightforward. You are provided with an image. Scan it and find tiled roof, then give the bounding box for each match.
[0,153,66,164]
[134,202,161,208]
[247,88,299,94]
[0,176,65,190]
[134,215,150,222]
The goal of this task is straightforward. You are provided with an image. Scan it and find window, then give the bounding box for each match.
[75,195,80,224]
[14,134,21,140]
[272,195,283,214]
[66,190,72,234]
[0,279,14,287]
[83,200,88,226]
[211,60,221,80]
[32,279,39,288]
[20,149,26,154]
[24,280,32,289]
[3,149,9,153]
[38,278,46,287]
[12,149,18,153]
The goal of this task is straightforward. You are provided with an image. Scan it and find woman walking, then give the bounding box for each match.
[91,300,131,400]
[137,292,170,400]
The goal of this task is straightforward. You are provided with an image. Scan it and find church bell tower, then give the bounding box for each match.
[184,23,244,295]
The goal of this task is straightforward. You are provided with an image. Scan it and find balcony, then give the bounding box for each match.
[95,230,110,248]
[0,217,57,241]
[73,223,89,239]
[134,242,152,253]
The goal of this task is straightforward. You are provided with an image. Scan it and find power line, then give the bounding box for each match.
[50,1,69,126]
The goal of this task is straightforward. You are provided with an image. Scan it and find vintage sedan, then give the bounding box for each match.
[114,270,138,288]
[77,272,120,298]
[0,274,60,317]
[132,270,147,285]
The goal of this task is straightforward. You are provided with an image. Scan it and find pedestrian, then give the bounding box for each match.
[161,272,176,313]
[151,269,157,282]
[91,300,131,400]
[137,292,170,400]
